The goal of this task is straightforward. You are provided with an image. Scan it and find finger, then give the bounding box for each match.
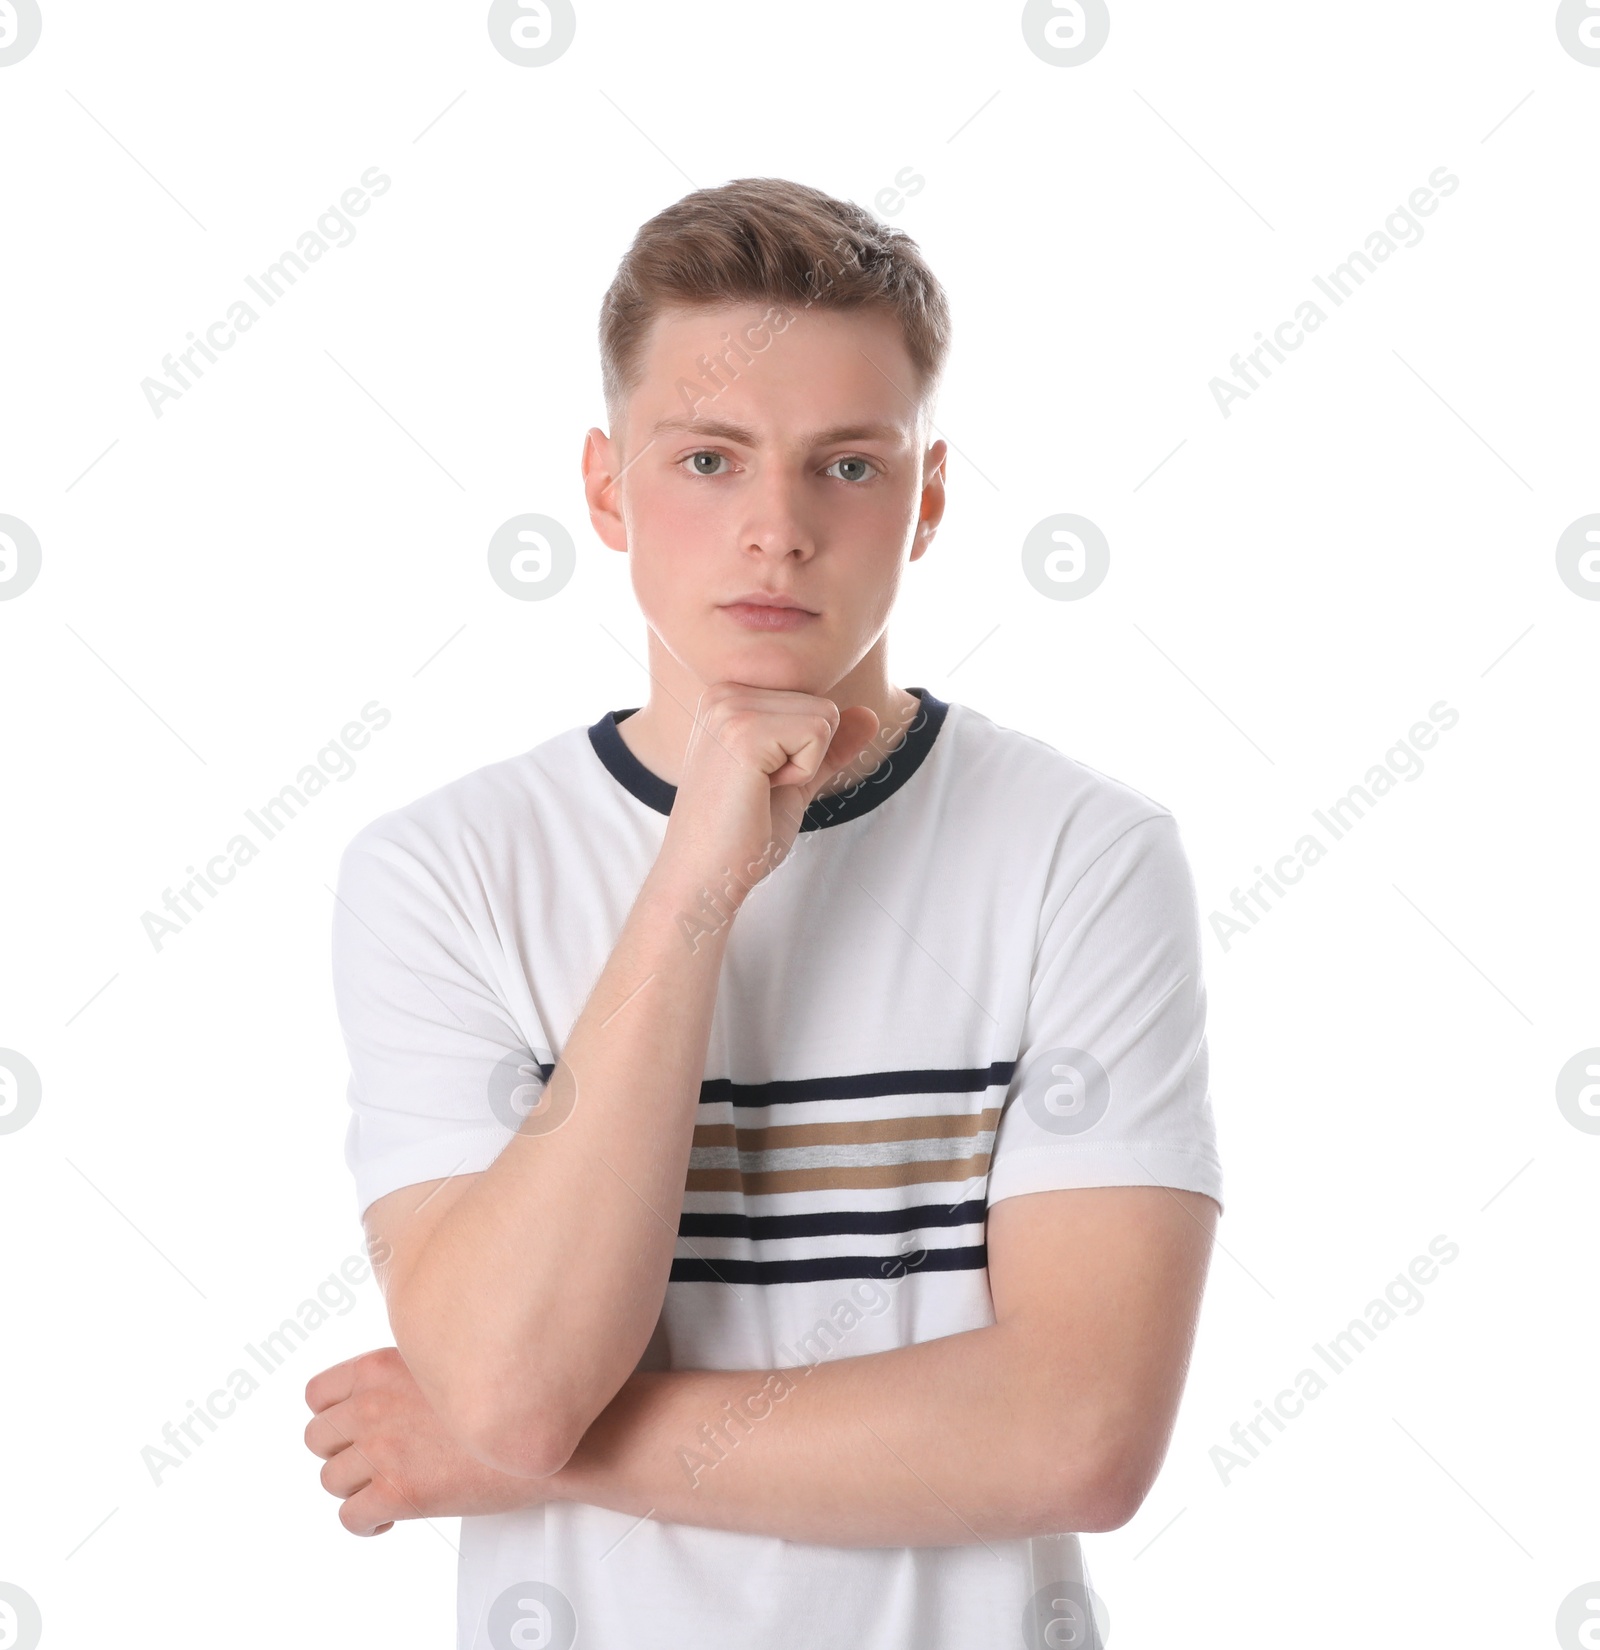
[304,1400,361,1461]
[304,1350,378,1414]
[339,1483,402,1538]
[799,706,881,801]
[320,1428,438,1530]
[769,697,874,788]
[760,714,837,788]
[320,1444,375,1501]
[773,706,879,800]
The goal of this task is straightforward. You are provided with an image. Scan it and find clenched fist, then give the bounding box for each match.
[303,1346,556,1536]
[655,682,881,904]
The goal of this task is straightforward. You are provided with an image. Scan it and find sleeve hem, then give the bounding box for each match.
[349,1122,515,1221]
[986,1140,1224,1216]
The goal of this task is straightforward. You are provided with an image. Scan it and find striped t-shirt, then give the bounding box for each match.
[332,686,1224,1650]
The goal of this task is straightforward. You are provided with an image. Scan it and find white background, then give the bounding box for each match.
[1,1,1596,1645]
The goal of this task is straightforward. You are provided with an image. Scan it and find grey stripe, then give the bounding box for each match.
[689,1132,997,1174]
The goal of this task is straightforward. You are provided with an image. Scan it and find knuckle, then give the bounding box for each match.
[355,1347,390,1381]
[364,1348,403,1389]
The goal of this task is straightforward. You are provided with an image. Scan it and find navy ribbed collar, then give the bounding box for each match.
[587,687,949,832]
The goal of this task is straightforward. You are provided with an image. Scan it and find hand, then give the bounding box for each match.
[656,683,880,901]
[303,1346,560,1535]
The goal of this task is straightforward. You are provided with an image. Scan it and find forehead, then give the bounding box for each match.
[630,301,922,441]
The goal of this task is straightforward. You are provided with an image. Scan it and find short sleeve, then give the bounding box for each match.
[986,810,1225,1215]
[331,828,552,1220]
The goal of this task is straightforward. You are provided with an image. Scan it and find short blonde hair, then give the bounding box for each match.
[598,176,952,436]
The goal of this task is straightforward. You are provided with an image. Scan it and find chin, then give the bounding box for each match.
[698,647,827,694]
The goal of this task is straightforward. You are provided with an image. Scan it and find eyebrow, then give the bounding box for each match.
[647,416,907,447]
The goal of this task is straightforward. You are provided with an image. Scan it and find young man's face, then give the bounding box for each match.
[584,301,947,698]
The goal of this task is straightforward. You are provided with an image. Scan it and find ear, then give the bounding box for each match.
[581,427,628,554]
[910,438,948,563]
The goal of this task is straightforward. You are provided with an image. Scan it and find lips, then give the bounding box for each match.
[719,598,818,631]
[721,591,815,612]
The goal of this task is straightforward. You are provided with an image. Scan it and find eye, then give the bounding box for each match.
[680,450,731,477]
[826,455,878,483]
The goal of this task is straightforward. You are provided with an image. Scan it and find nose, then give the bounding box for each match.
[738,466,817,563]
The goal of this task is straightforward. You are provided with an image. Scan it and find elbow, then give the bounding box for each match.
[1073,1469,1146,1534]
[444,1350,629,1480]
[453,1390,581,1481]
[1029,1435,1155,1536]
[1083,1427,1170,1532]
[445,1358,611,1480]
[392,1328,581,1480]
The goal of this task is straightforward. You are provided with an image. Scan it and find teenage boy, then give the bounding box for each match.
[305,177,1224,1650]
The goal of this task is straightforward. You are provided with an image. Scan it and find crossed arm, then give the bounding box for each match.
[304,1182,1218,1543]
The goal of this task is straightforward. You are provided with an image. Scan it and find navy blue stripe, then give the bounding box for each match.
[696,1060,1015,1110]
[669,1244,988,1286]
[678,1198,988,1241]
[525,1062,1014,1105]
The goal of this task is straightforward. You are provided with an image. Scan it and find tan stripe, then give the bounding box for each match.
[686,1152,992,1196]
[692,1106,1001,1153]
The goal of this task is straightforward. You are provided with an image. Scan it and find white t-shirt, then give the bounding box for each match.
[331,687,1224,1650]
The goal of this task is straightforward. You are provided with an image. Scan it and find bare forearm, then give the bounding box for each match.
[396,866,727,1466]
[547,1321,1108,1546]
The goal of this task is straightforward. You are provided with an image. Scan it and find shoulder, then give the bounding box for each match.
[938,698,1177,854]
[336,721,594,891]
